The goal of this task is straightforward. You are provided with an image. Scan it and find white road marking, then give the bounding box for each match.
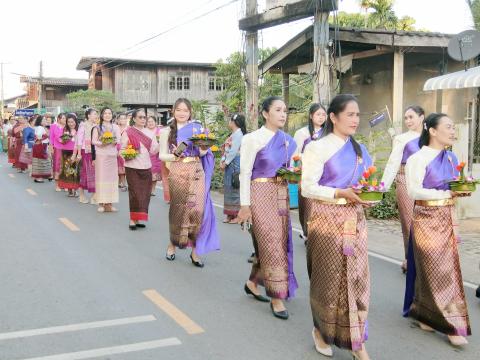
[26,188,37,196]
[0,315,157,341]
[213,202,478,290]
[20,338,181,360]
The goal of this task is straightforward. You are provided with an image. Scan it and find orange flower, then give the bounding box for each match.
[362,171,371,179]
[368,166,377,175]
[292,155,301,162]
[456,162,466,171]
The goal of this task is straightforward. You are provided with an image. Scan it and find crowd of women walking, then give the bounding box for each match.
[0,94,474,359]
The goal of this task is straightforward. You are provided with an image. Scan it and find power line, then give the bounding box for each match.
[98,0,241,73]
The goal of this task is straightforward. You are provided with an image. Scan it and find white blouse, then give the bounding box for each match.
[301,133,348,201]
[405,146,452,200]
[293,126,310,157]
[239,126,276,206]
[381,130,420,190]
[34,126,49,144]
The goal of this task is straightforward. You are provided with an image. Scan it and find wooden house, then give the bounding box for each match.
[76,57,224,118]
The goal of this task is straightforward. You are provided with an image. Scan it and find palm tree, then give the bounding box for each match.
[359,0,398,30]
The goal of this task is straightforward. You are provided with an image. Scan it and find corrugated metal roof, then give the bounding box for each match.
[77,57,217,71]
[21,76,88,86]
[424,66,480,91]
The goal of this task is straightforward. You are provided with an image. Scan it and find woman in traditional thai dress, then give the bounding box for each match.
[381,106,424,273]
[116,112,128,192]
[403,112,471,347]
[122,110,159,230]
[74,108,97,204]
[13,116,27,172]
[302,94,372,359]
[21,117,35,173]
[0,120,8,152]
[7,117,16,165]
[146,115,162,196]
[237,96,297,320]
[293,103,327,242]
[58,114,80,197]
[159,124,171,203]
[31,115,52,183]
[158,98,219,267]
[50,113,66,191]
[221,113,246,224]
[91,107,120,213]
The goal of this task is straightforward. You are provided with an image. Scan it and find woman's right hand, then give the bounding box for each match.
[237,205,252,225]
[335,188,366,204]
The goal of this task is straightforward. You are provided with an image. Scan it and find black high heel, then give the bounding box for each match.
[136,223,146,228]
[244,284,269,302]
[190,254,204,268]
[129,225,137,231]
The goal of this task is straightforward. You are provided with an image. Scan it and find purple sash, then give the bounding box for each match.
[301,128,323,153]
[126,127,152,151]
[251,130,298,298]
[251,130,296,179]
[401,137,420,164]
[177,122,219,255]
[423,150,459,190]
[319,139,372,188]
[403,149,459,317]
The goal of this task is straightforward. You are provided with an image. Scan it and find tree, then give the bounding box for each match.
[466,0,480,30]
[66,89,123,117]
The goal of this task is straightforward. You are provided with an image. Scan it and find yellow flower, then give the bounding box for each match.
[210,145,219,152]
[103,131,113,138]
[372,179,378,187]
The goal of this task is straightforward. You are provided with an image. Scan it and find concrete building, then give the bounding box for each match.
[261,25,480,217]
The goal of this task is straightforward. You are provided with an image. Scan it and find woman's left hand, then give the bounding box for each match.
[220,161,226,170]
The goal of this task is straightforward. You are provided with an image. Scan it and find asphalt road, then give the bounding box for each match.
[0,153,478,360]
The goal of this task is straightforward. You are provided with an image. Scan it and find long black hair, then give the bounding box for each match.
[231,113,247,135]
[168,98,192,146]
[99,107,114,133]
[64,113,79,133]
[308,103,327,138]
[34,115,44,127]
[321,94,363,158]
[419,112,448,148]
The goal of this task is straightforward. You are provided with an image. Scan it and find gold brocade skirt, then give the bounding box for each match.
[409,204,471,336]
[249,180,290,299]
[307,201,369,351]
[395,165,415,257]
[168,159,205,248]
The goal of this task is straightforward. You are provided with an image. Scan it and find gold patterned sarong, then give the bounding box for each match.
[249,180,290,299]
[168,159,206,248]
[409,204,471,336]
[307,201,369,351]
[396,165,415,257]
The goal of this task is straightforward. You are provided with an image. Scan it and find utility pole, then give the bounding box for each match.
[37,60,43,113]
[245,0,259,131]
[312,8,332,107]
[0,62,9,120]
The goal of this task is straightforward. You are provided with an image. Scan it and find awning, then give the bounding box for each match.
[423,66,480,91]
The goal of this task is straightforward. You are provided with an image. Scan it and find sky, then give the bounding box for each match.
[0,0,473,99]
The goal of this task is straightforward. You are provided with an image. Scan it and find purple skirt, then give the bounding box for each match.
[80,150,95,193]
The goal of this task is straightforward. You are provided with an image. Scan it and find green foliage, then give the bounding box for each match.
[368,186,399,219]
[208,110,231,191]
[191,99,210,124]
[331,2,418,31]
[65,90,123,117]
[467,0,480,30]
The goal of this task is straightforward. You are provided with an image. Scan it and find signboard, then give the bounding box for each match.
[368,112,387,127]
[14,109,35,117]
